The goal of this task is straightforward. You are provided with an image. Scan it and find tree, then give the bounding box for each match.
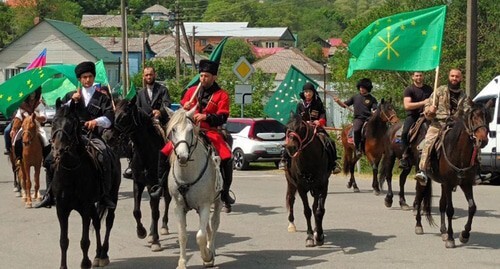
[304,42,326,63]
[220,38,255,64]
[0,3,15,48]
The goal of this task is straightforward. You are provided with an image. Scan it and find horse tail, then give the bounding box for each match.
[342,152,350,175]
[421,179,435,226]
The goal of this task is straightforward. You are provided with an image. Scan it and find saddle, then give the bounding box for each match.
[317,131,337,171]
[347,122,368,146]
[408,116,428,144]
[84,137,113,179]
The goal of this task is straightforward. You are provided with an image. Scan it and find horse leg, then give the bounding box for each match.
[444,188,456,248]
[197,206,215,266]
[350,159,360,193]
[384,155,396,208]
[90,207,103,267]
[208,199,222,260]
[94,208,114,267]
[34,165,41,201]
[458,184,476,244]
[79,210,93,269]
[175,204,188,269]
[298,189,314,247]
[132,182,147,239]
[286,179,297,232]
[148,191,161,252]
[24,165,32,208]
[399,168,411,210]
[414,183,425,234]
[371,160,381,195]
[313,188,328,246]
[57,208,70,269]
[161,188,172,235]
[439,186,448,240]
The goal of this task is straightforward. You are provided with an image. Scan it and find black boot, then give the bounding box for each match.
[122,164,133,179]
[150,152,170,199]
[34,164,55,208]
[122,142,134,179]
[220,159,235,213]
[399,147,410,169]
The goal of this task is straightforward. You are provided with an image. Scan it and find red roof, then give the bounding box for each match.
[5,0,36,7]
[252,46,285,58]
[328,38,346,47]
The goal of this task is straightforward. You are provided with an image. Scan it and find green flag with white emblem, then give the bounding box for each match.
[264,65,319,124]
[347,5,446,78]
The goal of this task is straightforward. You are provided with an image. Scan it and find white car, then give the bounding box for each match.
[226,118,286,170]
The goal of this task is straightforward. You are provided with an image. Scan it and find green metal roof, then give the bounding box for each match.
[45,19,119,63]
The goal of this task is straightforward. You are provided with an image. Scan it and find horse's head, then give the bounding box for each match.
[166,106,199,165]
[51,99,82,161]
[464,98,493,148]
[114,97,140,135]
[284,112,313,157]
[378,98,399,124]
[21,114,38,146]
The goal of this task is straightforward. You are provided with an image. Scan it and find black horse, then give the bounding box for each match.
[379,117,428,210]
[416,100,492,248]
[109,97,171,251]
[284,112,334,247]
[51,99,121,268]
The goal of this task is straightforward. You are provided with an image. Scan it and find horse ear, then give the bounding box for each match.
[186,105,197,118]
[55,98,62,110]
[166,107,174,118]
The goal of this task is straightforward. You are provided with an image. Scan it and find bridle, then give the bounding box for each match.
[285,120,317,158]
[379,104,398,123]
[51,120,82,170]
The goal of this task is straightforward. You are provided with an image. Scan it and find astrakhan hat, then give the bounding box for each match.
[198,59,219,75]
[75,61,96,78]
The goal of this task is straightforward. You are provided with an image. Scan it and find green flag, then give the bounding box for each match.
[347,5,446,78]
[125,81,136,100]
[185,36,229,89]
[94,60,110,86]
[264,65,319,124]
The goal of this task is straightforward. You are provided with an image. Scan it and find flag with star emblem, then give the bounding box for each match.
[347,5,446,78]
[264,65,319,124]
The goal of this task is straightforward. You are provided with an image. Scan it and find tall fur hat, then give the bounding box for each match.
[75,61,96,78]
[356,78,373,92]
[300,82,318,100]
[198,59,219,75]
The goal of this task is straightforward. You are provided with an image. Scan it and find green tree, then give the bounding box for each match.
[220,38,255,64]
[0,3,15,48]
[304,42,326,63]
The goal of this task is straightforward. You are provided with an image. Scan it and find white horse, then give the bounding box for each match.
[166,107,223,269]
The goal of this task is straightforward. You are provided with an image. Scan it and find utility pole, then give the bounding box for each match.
[174,1,181,80]
[142,31,146,88]
[192,26,197,72]
[466,0,478,97]
[180,21,196,72]
[120,0,128,97]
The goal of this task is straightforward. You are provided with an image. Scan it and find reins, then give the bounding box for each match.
[286,120,317,158]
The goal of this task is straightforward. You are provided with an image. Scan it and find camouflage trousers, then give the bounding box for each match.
[418,125,440,171]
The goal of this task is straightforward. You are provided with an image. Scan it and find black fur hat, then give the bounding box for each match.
[300,82,318,100]
[198,59,219,75]
[75,61,96,78]
[356,78,373,92]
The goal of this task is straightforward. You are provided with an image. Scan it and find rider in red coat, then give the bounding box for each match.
[156,59,235,212]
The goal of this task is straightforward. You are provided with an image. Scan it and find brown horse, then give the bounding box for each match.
[340,98,399,194]
[19,114,43,208]
[416,100,492,248]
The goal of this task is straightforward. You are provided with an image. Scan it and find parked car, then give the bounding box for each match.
[226,118,287,170]
[0,112,10,134]
[42,105,56,126]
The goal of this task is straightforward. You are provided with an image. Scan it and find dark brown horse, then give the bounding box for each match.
[340,98,399,194]
[379,118,428,209]
[284,113,334,247]
[416,99,492,248]
[51,99,121,268]
[109,98,171,252]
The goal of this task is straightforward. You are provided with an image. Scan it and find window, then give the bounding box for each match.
[5,68,21,80]
[265,42,275,48]
[200,39,207,46]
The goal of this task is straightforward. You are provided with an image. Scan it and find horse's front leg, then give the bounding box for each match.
[147,186,161,252]
[442,186,456,248]
[298,189,314,247]
[439,186,447,240]
[34,165,41,201]
[398,167,411,210]
[286,179,297,232]
[383,154,396,208]
[24,166,33,208]
[95,207,114,267]
[371,159,381,195]
[197,205,215,266]
[90,206,103,267]
[161,186,172,235]
[79,210,93,269]
[349,157,360,193]
[132,182,147,239]
[175,204,188,269]
[57,207,70,269]
[313,187,328,246]
[458,183,476,244]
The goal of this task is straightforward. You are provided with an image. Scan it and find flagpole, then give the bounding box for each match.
[188,82,202,105]
[432,66,440,107]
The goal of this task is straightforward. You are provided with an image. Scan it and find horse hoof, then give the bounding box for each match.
[415,226,424,235]
[160,227,170,235]
[353,187,360,193]
[445,239,456,248]
[287,223,296,233]
[400,202,411,211]
[306,238,315,247]
[81,258,92,269]
[25,202,32,209]
[373,189,381,196]
[99,257,110,267]
[459,231,470,244]
[441,233,448,241]
[151,243,162,252]
[315,233,325,246]
[346,182,353,189]
[147,235,154,244]
[203,250,215,267]
[92,258,100,267]
[136,226,147,239]
[384,198,393,208]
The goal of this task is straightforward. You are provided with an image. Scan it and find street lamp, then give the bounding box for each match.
[323,63,327,104]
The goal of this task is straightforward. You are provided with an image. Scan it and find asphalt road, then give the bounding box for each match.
[1,137,499,268]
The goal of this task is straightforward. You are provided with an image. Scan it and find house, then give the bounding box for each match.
[93,37,156,75]
[81,15,122,29]
[147,34,204,68]
[142,4,173,27]
[253,47,346,127]
[181,22,295,54]
[0,19,120,85]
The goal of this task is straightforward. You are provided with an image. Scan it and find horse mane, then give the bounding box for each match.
[365,108,387,140]
[166,109,189,135]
